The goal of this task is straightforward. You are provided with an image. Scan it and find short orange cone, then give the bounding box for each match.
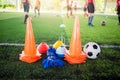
[64,16,86,64]
[19,17,41,63]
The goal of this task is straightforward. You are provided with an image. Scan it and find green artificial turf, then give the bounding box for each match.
[0,12,120,79]
[0,12,120,45]
[0,46,120,79]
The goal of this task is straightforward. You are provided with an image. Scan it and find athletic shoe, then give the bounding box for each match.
[88,23,94,27]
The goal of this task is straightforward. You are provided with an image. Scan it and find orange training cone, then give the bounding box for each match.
[19,17,41,63]
[64,16,86,64]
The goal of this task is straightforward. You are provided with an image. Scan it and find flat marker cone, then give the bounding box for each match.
[37,42,49,54]
[53,40,64,49]
[19,17,41,63]
[64,16,86,64]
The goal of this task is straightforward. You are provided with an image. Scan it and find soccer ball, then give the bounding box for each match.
[83,42,101,59]
[60,24,66,28]
[101,20,106,26]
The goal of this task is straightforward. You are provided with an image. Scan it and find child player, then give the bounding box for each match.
[22,0,30,24]
[66,0,73,18]
[34,0,40,17]
[116,0,120,25]
[85,0,95,26]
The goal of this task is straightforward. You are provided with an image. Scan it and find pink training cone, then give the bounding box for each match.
[19,17,41,63]
[64,16,86,64]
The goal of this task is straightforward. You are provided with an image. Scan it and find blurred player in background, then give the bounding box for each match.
[116,0,120,25]
[74,2,77,15]
[34,0,41,17]
[22,0,30,24]
[86,0,95,26]
[66,0,73,18]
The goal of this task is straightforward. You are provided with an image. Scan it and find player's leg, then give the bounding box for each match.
[117,7,120,25]
[24,4,29,24]
[34,7,37,17]
[66,5,69,18]
[38,7,40,15]
[118,14,120,25]
[90,13,94,25]
[24,13,29,23]
[70,8,73,16]
[88,3,94,26]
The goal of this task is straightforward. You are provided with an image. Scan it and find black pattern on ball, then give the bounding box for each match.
[88,52,93,56]
[83,42,101,59]
[86,45,89,48]
[93,44,98,49]
[97,53,100,57]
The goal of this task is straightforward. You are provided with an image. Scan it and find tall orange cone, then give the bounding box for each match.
[64,16,86,64]
[19,17,41,63]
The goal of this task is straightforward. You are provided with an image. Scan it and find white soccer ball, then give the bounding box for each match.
[60,24,66,28]
[101,20,106,26]
[83,42,101,59]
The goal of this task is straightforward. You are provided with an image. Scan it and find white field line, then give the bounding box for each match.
[0,43,120,49]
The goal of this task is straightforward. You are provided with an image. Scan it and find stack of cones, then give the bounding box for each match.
[64,16,86,64]
[19,17,41,63]
[56,46,67,58]
[53,40,64,49]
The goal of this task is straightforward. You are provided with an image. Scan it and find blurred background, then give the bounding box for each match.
[0,0,115,13]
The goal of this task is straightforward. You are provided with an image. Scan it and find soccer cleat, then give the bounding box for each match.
[88,23,94,27]
[90,24,94,27]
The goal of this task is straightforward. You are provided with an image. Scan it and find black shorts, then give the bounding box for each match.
[23,3,29,12]
[87,3,94,13]
[117,7,120,14]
